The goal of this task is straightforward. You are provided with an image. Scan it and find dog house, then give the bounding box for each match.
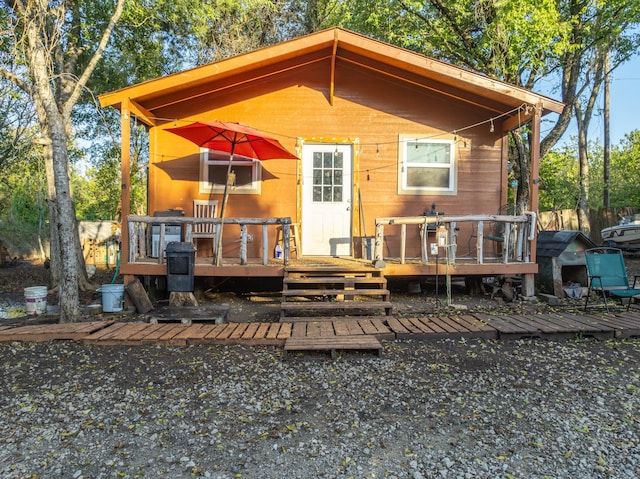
[536,230,597,298]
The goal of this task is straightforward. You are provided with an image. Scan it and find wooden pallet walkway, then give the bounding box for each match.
[0,310,638,347]
[0,321,114,342]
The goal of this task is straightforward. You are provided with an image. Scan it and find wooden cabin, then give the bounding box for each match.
[99,27,563,297]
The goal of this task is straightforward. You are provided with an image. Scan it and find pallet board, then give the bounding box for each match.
[283,335,383,359]
[147,304,229,325]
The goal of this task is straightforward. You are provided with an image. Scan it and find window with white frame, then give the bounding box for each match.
[398,136,456,194]
[199,149,262,195]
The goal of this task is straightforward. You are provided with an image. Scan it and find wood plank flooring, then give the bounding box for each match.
[0,310,638,348]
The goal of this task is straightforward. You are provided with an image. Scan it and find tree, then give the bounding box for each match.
[555,1,640,232]
[0,0,124,322]
[335,0,640,222]
[608,130,640,207]
[336,0,574,213]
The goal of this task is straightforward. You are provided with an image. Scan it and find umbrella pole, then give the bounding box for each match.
[215,145,235,266]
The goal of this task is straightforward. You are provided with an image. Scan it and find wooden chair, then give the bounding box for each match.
[584,247,640,312]
[192,200,218,255]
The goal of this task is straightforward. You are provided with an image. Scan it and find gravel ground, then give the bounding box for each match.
[1,337,639,479]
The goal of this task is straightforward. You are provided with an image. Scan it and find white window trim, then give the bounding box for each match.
[199,149,262,195]
[397,135,457,195]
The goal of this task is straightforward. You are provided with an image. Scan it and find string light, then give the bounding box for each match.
[137,104,531,151]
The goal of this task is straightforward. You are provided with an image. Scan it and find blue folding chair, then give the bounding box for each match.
[584,247,640,312]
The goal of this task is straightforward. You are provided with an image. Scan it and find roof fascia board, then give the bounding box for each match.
[99,27,563,116]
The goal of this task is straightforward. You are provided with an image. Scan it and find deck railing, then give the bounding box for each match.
[375,213,536,265]
[127,215,293,265]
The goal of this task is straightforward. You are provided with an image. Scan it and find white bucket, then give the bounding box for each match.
[24,286,48,315]
[101,284,125,313]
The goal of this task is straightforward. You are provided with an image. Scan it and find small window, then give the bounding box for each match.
[312,151,344,202]
[398,136,456,194]
[199,149,261,195]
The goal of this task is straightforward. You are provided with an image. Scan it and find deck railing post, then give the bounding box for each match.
[477,220,485,264]
[157,222,166,264]
[374,224,384,263]
[240,224,248,265]
[214,224,221,264]
[283,223,291,265]
[448,221,457,263]
[420,219,428,265]
[503,222,512,264]
[400,224,407,264]
[128,219,136,263]
[262,224,268,265]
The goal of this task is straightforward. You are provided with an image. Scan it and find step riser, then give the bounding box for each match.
[282,268,392,320]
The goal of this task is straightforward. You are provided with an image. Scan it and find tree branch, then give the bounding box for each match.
[0,67,30,93]
[62,0,124,119]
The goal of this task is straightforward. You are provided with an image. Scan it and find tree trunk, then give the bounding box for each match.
[511,129,530,214]
[3,0,124,321]
[576,120,591,234]
[47,124,82,322]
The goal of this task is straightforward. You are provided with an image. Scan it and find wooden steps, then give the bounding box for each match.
[283,335,383,359]
[281,266,392,320]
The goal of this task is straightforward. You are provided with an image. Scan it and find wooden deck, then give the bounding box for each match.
[1,310,639,352]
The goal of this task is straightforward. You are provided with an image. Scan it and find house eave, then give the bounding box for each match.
[98,27,564,118]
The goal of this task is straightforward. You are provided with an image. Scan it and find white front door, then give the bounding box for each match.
[301,144,352,256]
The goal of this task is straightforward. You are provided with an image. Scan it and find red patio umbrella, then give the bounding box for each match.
[167,121,298,265]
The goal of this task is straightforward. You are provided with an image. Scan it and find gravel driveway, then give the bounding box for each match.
[1,337,639,479]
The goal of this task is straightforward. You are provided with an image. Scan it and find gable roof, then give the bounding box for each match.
[537,230,597,258]
[99,27,564,126]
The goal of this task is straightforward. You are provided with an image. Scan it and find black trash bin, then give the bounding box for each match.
[165,242,195,292]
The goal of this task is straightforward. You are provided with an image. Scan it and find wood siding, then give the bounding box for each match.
[148,57,507,258]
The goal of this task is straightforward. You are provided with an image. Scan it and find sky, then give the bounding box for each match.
[546,57,640,148]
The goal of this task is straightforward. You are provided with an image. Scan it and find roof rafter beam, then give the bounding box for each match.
[330,30,338,106]
[501,107,534,132]
[128,99,157,126]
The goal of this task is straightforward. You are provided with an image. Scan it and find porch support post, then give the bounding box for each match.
[120,98,132,268]
[522,103,542,298]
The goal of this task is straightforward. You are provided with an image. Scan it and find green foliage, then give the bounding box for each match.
[0,134,48,257]
[336,0,572,85]
[71,119,148,220]
[539,147,580,211]
[541,131,640,212]
[608,130,640,208]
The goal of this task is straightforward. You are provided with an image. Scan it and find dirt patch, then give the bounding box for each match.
[0,257,605,324]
